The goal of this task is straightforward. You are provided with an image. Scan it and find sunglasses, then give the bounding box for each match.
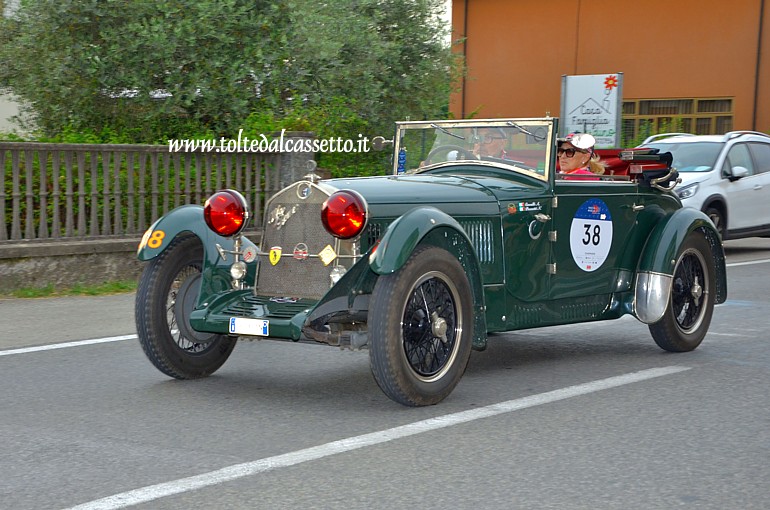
[480,134,506,143]
[557,147,588,158]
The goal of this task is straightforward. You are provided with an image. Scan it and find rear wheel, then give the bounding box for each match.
[649,231,715,352]
[368,245,473,406]
[135,234,236,378]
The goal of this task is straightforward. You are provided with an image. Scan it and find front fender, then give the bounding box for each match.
[369,207,468,275]
[137,204,256,264]
[136,205,259,305]
[369,206,489,350]
[634,207,727,323]
[137,205,212,261]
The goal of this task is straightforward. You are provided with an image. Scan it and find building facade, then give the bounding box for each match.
[450,0,770,142]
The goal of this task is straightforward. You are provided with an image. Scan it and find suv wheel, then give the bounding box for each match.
[704,206,725,239]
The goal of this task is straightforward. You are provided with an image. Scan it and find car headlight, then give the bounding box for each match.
[230,261,247,280]
[203,189,250,237]
[677,182,699,200]
[321,190,368,239]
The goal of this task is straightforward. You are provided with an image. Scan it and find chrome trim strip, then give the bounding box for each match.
[634,271,673,324]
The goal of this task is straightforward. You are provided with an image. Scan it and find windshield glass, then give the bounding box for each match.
[644,141,722,172]
[393,119,554,180]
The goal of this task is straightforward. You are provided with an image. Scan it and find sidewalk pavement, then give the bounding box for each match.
[0,293,136,351]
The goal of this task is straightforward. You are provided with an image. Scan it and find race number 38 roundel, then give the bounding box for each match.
[569,198,613,272]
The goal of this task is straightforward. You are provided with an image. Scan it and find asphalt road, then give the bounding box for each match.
[1,238,769,509]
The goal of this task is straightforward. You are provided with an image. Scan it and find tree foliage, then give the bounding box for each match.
[0,0,457,142]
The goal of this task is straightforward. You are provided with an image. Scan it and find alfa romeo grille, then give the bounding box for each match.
[256,182,337,300]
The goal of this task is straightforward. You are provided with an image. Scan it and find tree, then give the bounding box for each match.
[0,0,457,141]
[283,0,455,123]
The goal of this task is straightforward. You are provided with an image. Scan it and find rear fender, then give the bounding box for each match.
[369,206,488,350]
[634,207,727,323]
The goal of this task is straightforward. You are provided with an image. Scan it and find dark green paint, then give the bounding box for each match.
[139,118,728,349]
[136,205,259,308]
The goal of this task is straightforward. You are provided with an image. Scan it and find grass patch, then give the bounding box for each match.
[10,280,138,299]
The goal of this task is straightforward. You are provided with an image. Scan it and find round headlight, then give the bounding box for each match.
[321,190,367,239]
[204,189,250,237]
[230,261,247,280]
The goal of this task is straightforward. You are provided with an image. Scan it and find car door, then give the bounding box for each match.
[549,180,642,301]
[500,189,553,306]
[721,142,760,230]
[746,142,770,225]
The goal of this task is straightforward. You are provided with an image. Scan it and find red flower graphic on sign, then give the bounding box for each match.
[604,75,618,91]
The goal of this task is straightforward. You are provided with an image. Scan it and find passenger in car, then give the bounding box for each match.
[557,133,605,180]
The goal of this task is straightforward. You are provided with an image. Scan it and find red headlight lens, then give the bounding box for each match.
[204,189,250,237]
[321,190,367,239]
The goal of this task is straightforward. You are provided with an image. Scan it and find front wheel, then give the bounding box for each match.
[649,231,716,352]
[368,245,474,406]
[135,234,236,378]
[704,206,725,240]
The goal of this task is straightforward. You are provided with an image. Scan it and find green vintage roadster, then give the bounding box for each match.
[135,118,727,406]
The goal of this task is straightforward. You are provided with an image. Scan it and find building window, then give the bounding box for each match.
[622,98,733,144]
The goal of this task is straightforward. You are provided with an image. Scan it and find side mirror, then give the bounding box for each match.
[729,165,750,181]
[371,136,393,151]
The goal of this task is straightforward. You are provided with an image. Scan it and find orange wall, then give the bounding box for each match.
[451,0,770,132]
[758,0,770,131]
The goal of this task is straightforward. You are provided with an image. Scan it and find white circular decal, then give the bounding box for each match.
[569,198,613,272]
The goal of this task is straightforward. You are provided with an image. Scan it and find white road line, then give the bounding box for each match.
[708,331,753,337]
[63,365,690,510]
[0,335,136,357]
[726,258,770,267]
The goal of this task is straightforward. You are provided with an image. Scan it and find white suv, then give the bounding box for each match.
[642,131,770,240]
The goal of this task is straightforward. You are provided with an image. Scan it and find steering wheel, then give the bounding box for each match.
[424,145,477,166]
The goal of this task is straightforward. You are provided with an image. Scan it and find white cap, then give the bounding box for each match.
[558,133,596,151]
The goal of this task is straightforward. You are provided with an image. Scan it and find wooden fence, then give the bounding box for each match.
[0,142,287,242]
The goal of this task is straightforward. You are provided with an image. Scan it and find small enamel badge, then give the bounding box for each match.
[293,243,309,260]
[269,246,282,266]
[318,245,337,266]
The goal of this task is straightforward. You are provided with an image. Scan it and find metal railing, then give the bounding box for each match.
[1,142,284,242]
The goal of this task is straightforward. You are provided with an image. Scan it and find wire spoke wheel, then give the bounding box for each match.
[649,231,715,352]
[136,234,236,379]
[671,249,707,333]
[402,273,460,381]
[369,245,473,406]
[165,265,216,354]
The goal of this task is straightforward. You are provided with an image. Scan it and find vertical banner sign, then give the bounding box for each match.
[560,73,623,148]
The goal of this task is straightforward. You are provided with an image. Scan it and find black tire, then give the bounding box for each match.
[704,206,725,240]
[368,245,473,406]
[135,233,236,379]
[648,231,715,352]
